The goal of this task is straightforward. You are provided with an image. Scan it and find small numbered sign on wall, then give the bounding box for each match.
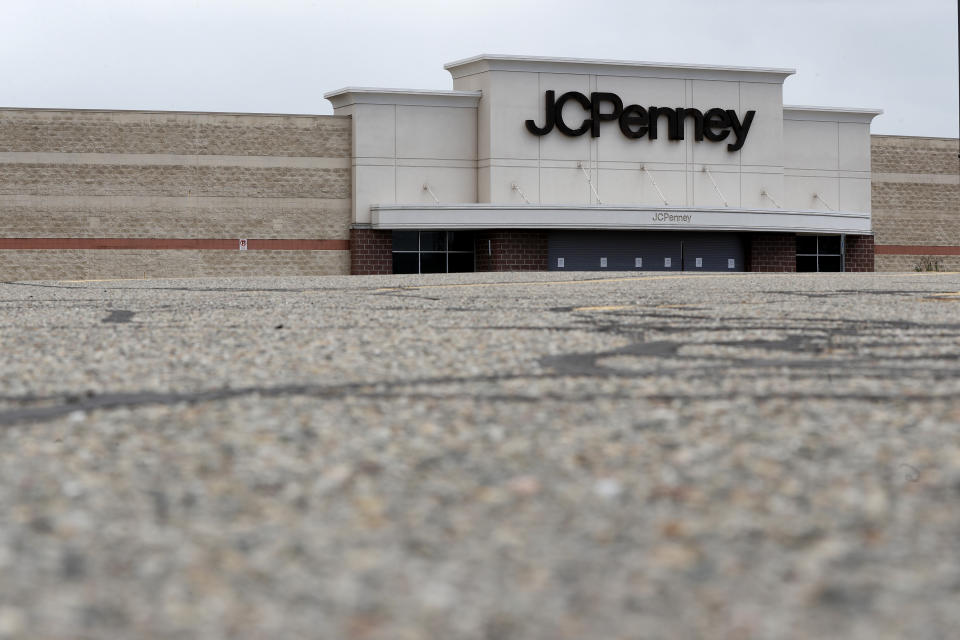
[239,239,248,250]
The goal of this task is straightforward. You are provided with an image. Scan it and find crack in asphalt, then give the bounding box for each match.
[102,310,136,324]
[3,281,959,427]
[3,326,959,426]
[2,380,958,428]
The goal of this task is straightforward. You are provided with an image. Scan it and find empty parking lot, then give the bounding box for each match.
[1,271,959,639]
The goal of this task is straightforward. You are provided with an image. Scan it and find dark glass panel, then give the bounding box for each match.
[420,252,446,273]
[420,231,446,252]
[818,255,843,272]
[818,235,842,255]
[392,231,419,252]
[448,252,475,273]
[447,231,474,252]
[392,252,419,274]
[796,235,817,255]
[796,255,818,272]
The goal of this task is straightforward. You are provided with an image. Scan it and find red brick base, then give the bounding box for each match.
[350,228,392,275]
[348,229,871,275]
[844,235,875,272]
[749,233,797,272]
[474,231,548,271]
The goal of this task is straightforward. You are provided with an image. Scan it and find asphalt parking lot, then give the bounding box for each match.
[1,271,959,639]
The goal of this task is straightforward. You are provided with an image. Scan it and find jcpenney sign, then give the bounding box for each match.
[525,91,756,151]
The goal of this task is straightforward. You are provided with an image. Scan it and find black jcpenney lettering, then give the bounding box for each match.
[525,91,756,152]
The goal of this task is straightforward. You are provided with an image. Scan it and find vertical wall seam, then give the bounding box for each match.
[394,105,398,203]
[737,82,748,207]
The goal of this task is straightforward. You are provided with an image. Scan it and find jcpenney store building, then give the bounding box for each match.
[330,55,880,275]
[17,53,955,281]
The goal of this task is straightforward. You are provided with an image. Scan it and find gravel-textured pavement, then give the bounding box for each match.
[1,271,959,639]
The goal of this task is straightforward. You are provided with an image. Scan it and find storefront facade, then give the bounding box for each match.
[10,54,955,281]
[328,54,880,274]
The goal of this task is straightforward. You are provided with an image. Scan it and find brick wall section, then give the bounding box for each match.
[474,231,548,271]
[871,135,959,175]
[873,255,960,272]
[0,109,351,156]
[350,228,393,275]
[0,108,352,280]
[0,197,350,240]
[844,235,875,272]
[748,233,797,272]
[0,249,349,280]
[0,164,349,199]
[871,135,960,272]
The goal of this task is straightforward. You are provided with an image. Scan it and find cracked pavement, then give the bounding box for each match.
[1,271,959,639]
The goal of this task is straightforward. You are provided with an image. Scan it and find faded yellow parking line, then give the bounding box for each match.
[925,291,960,301]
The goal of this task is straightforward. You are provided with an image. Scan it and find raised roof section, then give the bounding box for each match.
[445,54,796,83]
[784,105,883,123]
[324,88,482,109]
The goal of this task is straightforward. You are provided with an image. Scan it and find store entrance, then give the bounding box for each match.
[796,235,843,272]
[392,231,475,274]
[547,231,744,272]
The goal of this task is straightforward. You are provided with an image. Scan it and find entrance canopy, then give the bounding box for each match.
[370,204,871,235]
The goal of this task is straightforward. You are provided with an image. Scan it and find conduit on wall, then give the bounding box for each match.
[640,165,668,206]
[813,192,835,211]
[423,183,440,204]
[702,167,728,207]
[761,189,782,208]
[511,182,531,204]
[576,161,603,205]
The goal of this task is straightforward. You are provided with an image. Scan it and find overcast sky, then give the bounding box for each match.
[2,0,957,137]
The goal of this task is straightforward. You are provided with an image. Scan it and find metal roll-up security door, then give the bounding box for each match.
[548,231,744,272]
[680,233,745,272]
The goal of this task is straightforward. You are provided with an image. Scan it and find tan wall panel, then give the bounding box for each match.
[0,249,349,280]
[0,197,350,239]
[0,109,352,280]
[871,135,959,175]
[873,218,960,246]
[872,182,959,215]
[871,135,960,254]
[875,254,960,272]
[0,164,349,199]
[0,110,351,157]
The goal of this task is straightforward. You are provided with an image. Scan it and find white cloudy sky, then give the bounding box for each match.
[2,0,957,137]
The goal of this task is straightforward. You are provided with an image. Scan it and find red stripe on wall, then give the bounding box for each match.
[0,238,350,251]
[875,245,960,256]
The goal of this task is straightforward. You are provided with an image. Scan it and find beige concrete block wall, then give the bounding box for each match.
[0,249,350,280]
[871,135,960,272]
[0,196,350,240]
[873,254,960,272]
[0,109,352,280]
[0,110,350,157]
